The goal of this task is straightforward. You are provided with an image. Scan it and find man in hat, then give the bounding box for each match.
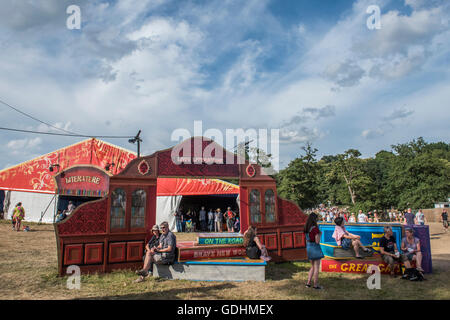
[135,221,176,282]
[135,224,161,280]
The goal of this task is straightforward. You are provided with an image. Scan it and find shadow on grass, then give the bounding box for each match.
[266,261,310,281]
[81,282,237,300]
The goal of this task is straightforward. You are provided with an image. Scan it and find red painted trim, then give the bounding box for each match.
[127,241,144,261]
[281,232,294,249]
[108,242,126,263]
[64,244,83,265]
[84,243,103,264]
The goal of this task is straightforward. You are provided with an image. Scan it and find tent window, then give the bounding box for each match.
[265,189,275,223]
[111,188,126,229]
[131,189,146,228]
[249,189,261,224]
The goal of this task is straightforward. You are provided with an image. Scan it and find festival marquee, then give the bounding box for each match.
[0,138,137,194]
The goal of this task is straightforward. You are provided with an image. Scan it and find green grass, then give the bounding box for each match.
[1,220,449,300]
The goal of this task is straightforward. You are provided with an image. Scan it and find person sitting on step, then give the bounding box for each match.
[243,226,271,262]
[401,228,424,278]
[135,221,176,282]
[379,225,407,277]
[332,217,372,259]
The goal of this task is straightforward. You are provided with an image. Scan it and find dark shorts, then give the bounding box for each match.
[341,238,353,250]
[382,254,407,265]
[153,253,174,265]
[405,253,415,261]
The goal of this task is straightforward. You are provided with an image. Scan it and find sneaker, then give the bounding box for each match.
[313,286,323,290]
[305,284,311,288]
[260,255,272,262]
[134,276,145,283]
[136,269,149,277]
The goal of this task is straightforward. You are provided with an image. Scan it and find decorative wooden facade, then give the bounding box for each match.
[55,137,308,275]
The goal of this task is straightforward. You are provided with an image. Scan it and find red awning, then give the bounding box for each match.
[156,178,239,196]
[0,138,136,194]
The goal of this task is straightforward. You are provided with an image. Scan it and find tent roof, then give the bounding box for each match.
[0,138,137,194]
[156,178,239,196]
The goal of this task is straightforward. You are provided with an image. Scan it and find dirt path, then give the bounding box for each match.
[428,222,450,271]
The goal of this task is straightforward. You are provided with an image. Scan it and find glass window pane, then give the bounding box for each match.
[111,188,126,229]
[131,189,146,228]
[265,189,275,223]
[250,189,261,224]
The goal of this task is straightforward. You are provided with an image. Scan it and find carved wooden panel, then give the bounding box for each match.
[84,243,103,264]
[264,234,277,250]
[64,244,83,265]
[293,232,306,248]
[109,242,126,263]
[281,232,293,249]
[127,241,144,262]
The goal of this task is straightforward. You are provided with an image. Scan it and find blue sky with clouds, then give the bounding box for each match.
[0,0,449,170]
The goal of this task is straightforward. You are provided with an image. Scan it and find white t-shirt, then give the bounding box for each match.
[416,212,425,223]
[349,216,356,223]
[388,211,393,218]
[358,213,367,223]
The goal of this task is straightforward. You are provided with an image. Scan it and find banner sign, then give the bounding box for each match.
[55,166,110,197]
[197,237,244,245]
[318,222,403,253]
[321,258,404,275]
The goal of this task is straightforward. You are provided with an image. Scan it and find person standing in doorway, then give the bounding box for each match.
[199,206,207,231]
[207,208,214,232]
[224,207,236,232]
[214,208,223,232]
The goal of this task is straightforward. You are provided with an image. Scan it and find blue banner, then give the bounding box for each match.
[318,222,403,253]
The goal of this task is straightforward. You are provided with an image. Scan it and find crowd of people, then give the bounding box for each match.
[306,205,433,226]
[302,206,435,289]
[173,206,240,233]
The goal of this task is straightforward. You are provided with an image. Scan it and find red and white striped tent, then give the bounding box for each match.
[0,138,239,224]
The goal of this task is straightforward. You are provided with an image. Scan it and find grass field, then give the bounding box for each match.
[0,220,449,300]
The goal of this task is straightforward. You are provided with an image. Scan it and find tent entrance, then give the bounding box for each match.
[177,194,239,232]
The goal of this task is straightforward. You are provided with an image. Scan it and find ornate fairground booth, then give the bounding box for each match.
[55,137,308,279]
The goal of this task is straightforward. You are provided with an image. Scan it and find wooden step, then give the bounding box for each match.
[153,257,267,282]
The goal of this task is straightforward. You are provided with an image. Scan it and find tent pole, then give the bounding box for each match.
[38,194,56,224]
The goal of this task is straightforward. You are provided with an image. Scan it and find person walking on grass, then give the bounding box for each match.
[441,209,448,233]
[305,213,324,289]
[12,202,25,232]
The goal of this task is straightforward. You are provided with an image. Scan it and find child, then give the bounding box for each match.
[185,218,193,232]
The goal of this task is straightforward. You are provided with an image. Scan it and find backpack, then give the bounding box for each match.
[402,268,425,281]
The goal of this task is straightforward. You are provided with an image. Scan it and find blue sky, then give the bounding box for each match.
[0,0,449,171]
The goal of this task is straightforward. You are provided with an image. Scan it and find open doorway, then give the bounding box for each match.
[57,195,101,220]
[177,194,239,232]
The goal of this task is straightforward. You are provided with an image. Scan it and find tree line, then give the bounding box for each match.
[275,137,450,212]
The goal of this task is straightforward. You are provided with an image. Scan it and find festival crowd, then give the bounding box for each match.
[173,206,240,233]
[305,205,429,225]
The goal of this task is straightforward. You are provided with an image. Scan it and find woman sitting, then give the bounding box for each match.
[401,228,424,273]
[332,217,372,259]
[243,226,271,261]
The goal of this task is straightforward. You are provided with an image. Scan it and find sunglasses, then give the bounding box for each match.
[160,226,167,229]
